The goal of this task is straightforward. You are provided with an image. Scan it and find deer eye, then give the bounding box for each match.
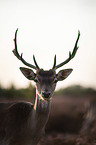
[53,78,58,83]
[34,77,40,83]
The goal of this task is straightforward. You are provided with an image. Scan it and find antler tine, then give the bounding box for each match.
[12,28,38,70]
[52,55,56,69]
[54,30,80,70]
[33,55,40,69]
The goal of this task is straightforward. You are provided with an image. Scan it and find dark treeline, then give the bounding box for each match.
[55,85,96,97]
[0,83,35,102]
[0,83,96,101]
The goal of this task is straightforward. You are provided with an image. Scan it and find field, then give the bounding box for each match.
[39,95,96,145]
[0,85,96,145]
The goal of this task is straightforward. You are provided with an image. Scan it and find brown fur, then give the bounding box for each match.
[0,102,34,145]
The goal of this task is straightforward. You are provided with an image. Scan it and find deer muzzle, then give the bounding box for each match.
[42,91,51,99]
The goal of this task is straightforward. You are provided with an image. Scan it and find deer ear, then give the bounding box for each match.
[57,69,73,81]
[20,67,36,80]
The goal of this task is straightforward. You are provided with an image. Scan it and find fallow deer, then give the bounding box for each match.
[0,29,80,145]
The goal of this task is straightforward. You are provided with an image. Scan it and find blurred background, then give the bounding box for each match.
[0,0,96,144]
[0,0,96,89]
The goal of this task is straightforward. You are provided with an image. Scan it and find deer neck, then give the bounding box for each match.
[34,90,50,114]
[33,90,50,129]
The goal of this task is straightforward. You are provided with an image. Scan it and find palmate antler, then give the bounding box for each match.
[53,30,80,70]
[12,28,39,70]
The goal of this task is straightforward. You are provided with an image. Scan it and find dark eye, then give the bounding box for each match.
[53,78,58,83]
[34,77,40,83]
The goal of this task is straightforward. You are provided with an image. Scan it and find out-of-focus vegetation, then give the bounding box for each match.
[55,85,96,97]
[0,83,96,101]
[0,83,36,102]
[0,83,96,144]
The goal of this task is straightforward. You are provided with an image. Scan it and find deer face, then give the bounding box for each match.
[20,67,72,100]
[13,29,80,100]
[35,69,57,99]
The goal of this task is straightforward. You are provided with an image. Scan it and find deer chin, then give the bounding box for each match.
[41,94,51,101]
[43,96,51,101]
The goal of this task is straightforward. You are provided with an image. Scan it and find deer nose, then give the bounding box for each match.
[42,91,51,98]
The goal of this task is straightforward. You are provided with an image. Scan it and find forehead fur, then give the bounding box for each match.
[37,69,56,77]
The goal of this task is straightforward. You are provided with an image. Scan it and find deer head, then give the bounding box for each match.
[13,29,80,100]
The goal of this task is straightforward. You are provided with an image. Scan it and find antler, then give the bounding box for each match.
[53,30,80,70]
[12,28,39,70]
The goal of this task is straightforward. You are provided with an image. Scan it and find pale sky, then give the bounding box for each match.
[0,0,96,90]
